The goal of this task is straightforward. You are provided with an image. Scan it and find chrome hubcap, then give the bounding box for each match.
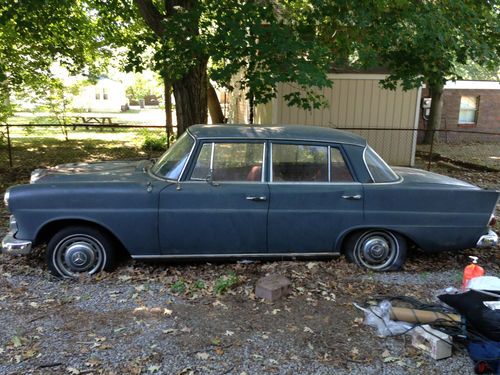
[362,237,390,263]
[53,234,106,278]
[355,231,399,270]
[64,242,97,272]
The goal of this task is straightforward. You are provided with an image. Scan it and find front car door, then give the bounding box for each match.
[158,140,269,255]
[267,142,363,254]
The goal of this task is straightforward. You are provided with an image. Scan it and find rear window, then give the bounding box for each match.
[364,147,399,183]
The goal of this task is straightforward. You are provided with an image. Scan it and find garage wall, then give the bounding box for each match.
[255,74,421,166]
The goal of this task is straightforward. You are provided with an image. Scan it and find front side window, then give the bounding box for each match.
[191,142,264,182]
[364,146,399,183]
[272,144,328,182]
[151,132,195,180]
[459,96,479,124]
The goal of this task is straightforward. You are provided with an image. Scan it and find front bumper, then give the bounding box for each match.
[476,229,499,248]
[1,231,33,255]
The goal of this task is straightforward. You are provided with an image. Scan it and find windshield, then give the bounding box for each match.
[151,132,195,180]
[364,146,399,183]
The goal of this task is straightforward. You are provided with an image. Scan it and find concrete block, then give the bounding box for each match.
[411,325,452,360]
[255,274,291,302]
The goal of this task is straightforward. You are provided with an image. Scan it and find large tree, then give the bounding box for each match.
[351,0,500,143]
[0,0,108,118]
[90,0,335,134]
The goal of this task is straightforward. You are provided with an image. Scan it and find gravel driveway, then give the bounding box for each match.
[1,240,497,375]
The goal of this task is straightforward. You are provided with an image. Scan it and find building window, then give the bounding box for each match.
[458,96,479,125]
[103,88,109,100]
[95,90,100,100]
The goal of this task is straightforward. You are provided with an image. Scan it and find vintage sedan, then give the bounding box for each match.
[2,125,499,278]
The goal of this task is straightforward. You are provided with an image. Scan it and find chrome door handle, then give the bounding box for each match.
[246,196,267,202]
[341,194,362,200]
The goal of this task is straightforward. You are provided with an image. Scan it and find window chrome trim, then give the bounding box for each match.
[177,132,197,181]
[209,142,215,170]
[195,136,366,149]
[261,142,266,183]
[327,145,331,182]
[362,146,403,185]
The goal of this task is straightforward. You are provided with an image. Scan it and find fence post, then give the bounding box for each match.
[6,124,12,168]
[427,129,435,171]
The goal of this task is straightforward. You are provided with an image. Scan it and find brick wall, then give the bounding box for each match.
[420,87,500,142]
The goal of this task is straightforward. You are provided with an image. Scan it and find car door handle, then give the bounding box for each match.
[342,194,362,200]
[246,196,267,202]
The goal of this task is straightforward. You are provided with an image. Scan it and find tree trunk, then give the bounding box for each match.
[172,58,208,135]
[207,82,224,123]
[422,82,444,145]
[163,77,173,145]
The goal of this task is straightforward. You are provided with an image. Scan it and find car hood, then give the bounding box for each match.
[30,160,152,183]
[393,167,478,188]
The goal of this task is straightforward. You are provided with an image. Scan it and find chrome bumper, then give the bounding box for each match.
[476,229,499,248]
[1,231,32,255]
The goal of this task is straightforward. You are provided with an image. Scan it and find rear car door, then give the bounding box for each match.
[267,142,363,253]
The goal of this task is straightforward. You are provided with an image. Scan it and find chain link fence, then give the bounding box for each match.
[1,123,499,174]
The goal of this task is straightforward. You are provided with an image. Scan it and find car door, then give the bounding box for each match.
[267,142,363,254]
[158,140,269,255]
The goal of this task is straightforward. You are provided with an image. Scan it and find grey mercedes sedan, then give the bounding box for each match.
[2,125,498,278]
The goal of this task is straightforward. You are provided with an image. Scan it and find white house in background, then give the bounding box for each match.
[73,77,128,112]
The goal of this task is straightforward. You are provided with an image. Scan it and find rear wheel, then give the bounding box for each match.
[344,230,407,271]
[46,226,116,278]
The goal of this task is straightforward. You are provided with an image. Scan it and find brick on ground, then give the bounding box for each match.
[255,274,291,302]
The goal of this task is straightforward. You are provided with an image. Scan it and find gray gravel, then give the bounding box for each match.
[0,258,481,375]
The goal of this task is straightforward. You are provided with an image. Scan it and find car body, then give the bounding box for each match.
[2,125,499,278]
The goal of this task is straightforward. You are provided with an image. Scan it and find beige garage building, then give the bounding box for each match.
[228,73,422,166]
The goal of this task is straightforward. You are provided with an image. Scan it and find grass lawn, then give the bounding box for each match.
[8,107,168,126]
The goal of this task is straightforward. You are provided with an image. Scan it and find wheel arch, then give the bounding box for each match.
[34,218,130,257]
[336,226,417,254]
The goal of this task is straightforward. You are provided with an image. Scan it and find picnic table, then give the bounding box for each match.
[72,116,119,131]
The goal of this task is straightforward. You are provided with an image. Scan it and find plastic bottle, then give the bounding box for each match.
[462,256,485,290]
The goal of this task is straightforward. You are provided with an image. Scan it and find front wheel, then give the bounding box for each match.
[46,226,116,278]
[344,230,407,271]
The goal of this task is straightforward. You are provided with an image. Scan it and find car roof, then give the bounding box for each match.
[187,124,367,146]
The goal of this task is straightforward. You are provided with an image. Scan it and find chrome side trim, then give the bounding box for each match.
[476,229,498,248]
[2,231,32,255]
[132,251,340,259]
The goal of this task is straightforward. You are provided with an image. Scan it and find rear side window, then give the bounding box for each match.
[364,147,399,183]
[331,148,354,182]
[272,144,328,182]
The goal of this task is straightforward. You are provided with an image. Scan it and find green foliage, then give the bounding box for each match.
[348,1,500,88]
[170,279,186,294]
[141,132,169,152]
[214,271,239,295]
[125,72,163,100]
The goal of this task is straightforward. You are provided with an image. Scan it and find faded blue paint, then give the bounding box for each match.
[4,125,499,259]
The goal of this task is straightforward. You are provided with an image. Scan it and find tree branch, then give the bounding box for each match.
[134,0,165,38]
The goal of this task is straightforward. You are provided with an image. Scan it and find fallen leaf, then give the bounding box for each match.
[11,336,22,348]
[147,364,161,373]
[196,352,210,360]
